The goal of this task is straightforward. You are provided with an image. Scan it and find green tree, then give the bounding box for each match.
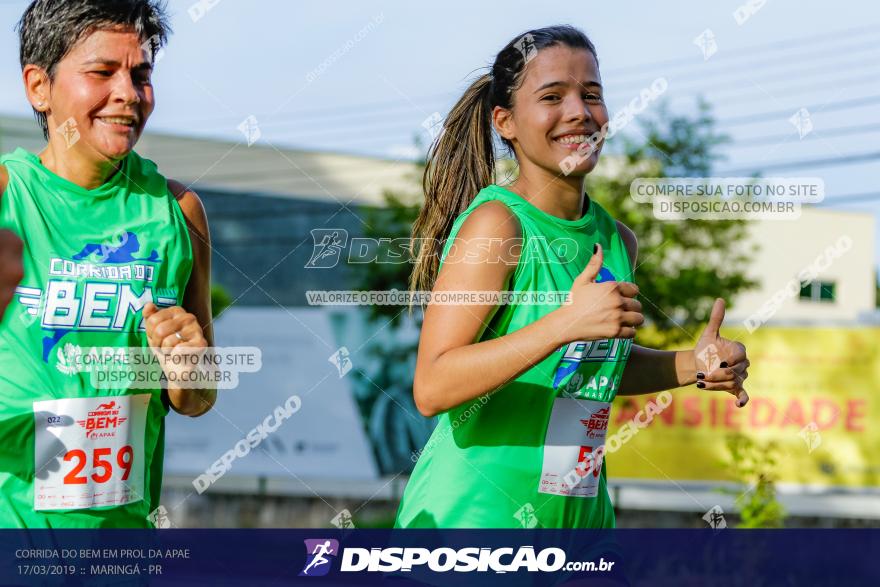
[349,163,431,474]
[211,284,232,319]
[359,188,424,326]
[718,433,786,528]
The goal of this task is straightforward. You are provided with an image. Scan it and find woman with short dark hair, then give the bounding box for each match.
[0,0,216,528]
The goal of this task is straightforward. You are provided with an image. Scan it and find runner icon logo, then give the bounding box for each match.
[300,539,339,577]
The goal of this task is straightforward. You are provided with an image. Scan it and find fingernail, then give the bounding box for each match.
[720,362,728,368]
[593,243,598,254]
[696,372,705,380]
[696,382,705,389]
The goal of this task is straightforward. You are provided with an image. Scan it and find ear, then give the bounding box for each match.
[492,105,516,142]
[23,64,50,113]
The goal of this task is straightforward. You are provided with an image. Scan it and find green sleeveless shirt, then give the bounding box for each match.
[0,148,192,528]
[395,184,633,528]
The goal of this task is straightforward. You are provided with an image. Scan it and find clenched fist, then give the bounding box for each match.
[143,302,209,384]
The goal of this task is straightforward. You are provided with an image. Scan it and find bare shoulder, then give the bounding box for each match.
[444,199,521,267]
[167,179,208,240]
[616,219,638,271]
[458,200,520,244]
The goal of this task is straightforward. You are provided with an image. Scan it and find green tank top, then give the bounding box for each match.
[0,147,192,528]
[395,184,633,529]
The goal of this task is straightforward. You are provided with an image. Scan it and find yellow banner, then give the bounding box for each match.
[608,327,880,488]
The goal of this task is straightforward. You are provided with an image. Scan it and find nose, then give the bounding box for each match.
[110,70,142,107]
[562,92,591,125]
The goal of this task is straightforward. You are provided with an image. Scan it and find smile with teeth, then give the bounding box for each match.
[555,134,589,145]
[97,116,137,127]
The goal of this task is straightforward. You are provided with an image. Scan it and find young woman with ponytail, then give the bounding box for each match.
[396,25,752,529]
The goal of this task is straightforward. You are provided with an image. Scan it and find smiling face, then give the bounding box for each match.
[494,45,608,178]
[29,28,155,164]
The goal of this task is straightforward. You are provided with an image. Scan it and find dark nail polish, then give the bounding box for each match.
[696,382,705,389]
[593,243,598,254]
[696,372,705,380]
[720,362,728,368]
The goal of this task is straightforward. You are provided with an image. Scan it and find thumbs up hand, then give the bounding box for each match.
[693,298,750,408]
[559,243,644,342]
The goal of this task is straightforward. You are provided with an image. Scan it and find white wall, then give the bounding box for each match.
[731,207,876,326]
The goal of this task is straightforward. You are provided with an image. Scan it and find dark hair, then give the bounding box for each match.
[409,25,599,295]
[16,0,171,139]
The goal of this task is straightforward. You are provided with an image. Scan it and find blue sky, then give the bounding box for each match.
[1,0,878,267]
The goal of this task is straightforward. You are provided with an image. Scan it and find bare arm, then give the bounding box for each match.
[162,179,216,417]
[413,204,643,417]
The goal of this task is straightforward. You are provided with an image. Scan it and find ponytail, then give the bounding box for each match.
[409,73,495,299]
[407,25,599,307]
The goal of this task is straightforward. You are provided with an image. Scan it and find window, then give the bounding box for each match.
[799,280,836,303]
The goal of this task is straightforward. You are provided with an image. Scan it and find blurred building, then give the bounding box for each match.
[732,207,876,325]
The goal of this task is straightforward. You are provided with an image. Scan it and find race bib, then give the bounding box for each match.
[33,394,150,511]
[538,397,610,498]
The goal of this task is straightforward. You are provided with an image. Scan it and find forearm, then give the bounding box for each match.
[166,330,216,417]
[415,309,571,416]
[168,326,217,416]
[618,345,697,396]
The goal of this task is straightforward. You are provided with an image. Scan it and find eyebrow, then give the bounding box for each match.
[83,58,152,70]
[534,80,603,93]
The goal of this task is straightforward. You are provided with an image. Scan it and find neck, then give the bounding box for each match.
[39,138,121,190]
[511,160,586,220]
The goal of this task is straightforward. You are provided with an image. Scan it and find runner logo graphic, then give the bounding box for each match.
[306,229,348,268]
[76,400,127,439]
[580,407,610,438]
[299,539,339,577]
[72,232,160,264]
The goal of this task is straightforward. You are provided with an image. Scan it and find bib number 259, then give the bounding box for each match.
[62,446,134,485]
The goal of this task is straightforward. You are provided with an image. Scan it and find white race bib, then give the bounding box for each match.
[538,397,610,498]
[33,394,150,511]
